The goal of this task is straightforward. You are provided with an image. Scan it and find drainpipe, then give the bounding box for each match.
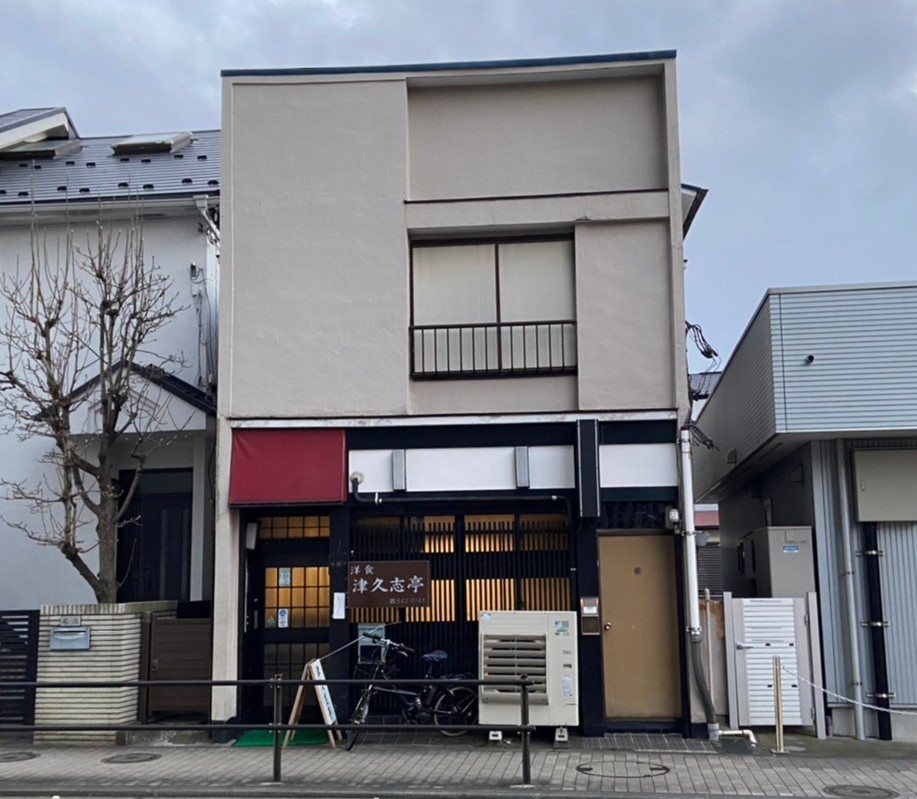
[194,195,220,243]
[679,426,718,742]
[835,440,865,740]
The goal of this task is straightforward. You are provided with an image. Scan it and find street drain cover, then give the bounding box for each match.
[0,752,38,763]
[576,761,669,779]
[823,787,899,799]
[102,752,162,764]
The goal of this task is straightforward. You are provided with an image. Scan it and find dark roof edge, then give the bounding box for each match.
[0,191,220,211]
[69,362,215,415]
[682,183,709,237]
[222,50,677,78]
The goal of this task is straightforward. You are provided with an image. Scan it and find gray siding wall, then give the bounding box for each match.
[773,286,917,432]
[694,301,776,497]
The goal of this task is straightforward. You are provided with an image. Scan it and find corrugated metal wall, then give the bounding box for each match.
[877,521,917,706]
[812,439,917,708]
[810,442,874,704]
[863,440,917,707]
[773,286,917,432]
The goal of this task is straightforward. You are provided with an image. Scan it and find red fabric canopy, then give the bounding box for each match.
[229,428,346,506]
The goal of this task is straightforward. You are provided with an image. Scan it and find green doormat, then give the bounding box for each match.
[233,729,329,746]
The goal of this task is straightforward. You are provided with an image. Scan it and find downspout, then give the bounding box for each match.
[679,426,719,741]
[835,440,866,740]
[194,195,220,244]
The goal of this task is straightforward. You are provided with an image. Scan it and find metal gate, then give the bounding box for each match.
[723,593,826,735]
[349,511,573,683]
[0,610,39,740]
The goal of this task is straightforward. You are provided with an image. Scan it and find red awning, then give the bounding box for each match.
[229,428,346,506]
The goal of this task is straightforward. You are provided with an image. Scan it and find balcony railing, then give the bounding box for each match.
[410,320,577,379]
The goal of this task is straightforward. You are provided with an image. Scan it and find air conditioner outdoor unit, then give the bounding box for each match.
[478,610,579,728]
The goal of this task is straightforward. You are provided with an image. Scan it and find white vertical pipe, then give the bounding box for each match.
[680,427,701,634]
[680,427,718,741]
[705,587,715,710]
[835,439,865,740]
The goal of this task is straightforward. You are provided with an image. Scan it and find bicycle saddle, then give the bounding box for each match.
[421,649,449,663]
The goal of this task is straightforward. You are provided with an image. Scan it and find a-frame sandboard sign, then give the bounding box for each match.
[284,658,341,747]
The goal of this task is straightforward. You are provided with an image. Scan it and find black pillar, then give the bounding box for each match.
[576,517,604,736]
[862,521,892,740]
[328,505,351,715]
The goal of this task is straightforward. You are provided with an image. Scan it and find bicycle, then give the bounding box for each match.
[346,635,478,751]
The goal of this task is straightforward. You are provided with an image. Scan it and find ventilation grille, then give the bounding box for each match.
[480,633,548,704]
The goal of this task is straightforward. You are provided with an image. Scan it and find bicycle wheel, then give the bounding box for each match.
[346,692,371,751]
[432,686,477,737]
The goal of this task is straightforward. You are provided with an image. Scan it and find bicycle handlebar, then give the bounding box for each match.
[365,634,414,654]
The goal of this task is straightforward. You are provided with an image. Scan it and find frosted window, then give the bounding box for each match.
[498,241,574,322]
[412,244,496,325]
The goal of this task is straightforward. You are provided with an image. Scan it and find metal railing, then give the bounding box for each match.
[0,674,536,786]
[410,320,576,378]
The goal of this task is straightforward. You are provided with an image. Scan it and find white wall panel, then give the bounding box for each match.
[407,447,516,492]
[599,443,677,487]
[348,449,395,494]
[351,445,576,493]
[529,446,575,489]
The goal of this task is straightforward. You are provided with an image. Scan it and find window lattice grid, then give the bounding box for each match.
[258,515,330,540]
[264,566,330,629]
[262,642,330,709]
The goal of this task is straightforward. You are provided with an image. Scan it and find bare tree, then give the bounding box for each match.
[0,214,184,603]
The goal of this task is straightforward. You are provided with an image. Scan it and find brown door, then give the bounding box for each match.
[598,533,681,719]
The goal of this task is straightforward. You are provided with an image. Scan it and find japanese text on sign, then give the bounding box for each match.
[347,560,431,607]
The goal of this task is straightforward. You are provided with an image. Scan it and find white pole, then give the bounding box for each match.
[705,587,715,711]
[773,655,786,754]
[680,427,719,741]
[836,440,865,740]
[680,427,701,635]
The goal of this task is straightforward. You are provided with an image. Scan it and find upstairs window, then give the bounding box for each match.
[410,238,576,378]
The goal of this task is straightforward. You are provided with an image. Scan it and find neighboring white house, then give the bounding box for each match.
[0,108,220,608]
[694,281,917,741]
[214,52,709,734]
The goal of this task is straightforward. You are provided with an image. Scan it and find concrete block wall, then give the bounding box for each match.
[35,602,175,744]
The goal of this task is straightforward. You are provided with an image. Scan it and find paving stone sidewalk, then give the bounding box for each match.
[1,732,916,798]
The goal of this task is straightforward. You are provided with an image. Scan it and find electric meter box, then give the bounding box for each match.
[738,526,815,597]
[478,610,579,727]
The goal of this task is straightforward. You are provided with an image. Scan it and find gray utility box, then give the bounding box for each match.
[738,526,815,598]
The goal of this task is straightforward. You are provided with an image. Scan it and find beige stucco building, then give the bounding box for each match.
[214,52,706,735]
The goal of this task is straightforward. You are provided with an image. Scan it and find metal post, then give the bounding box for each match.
[836,439,865,739]
[773,656,786,754]
[520,676,532,786]
[271,674,283,782]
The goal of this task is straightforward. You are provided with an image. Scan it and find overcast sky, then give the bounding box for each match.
[3,0,916,370]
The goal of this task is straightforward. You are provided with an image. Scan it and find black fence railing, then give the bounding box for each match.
[410,320,576,378]
[0,675,536,786]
